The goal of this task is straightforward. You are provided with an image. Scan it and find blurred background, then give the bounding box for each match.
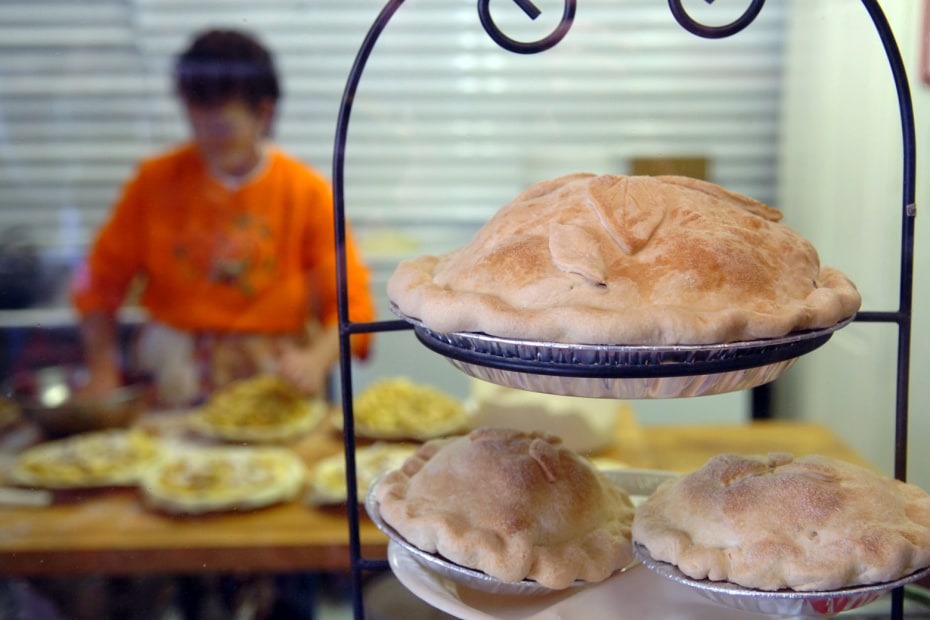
[0,0,925,491]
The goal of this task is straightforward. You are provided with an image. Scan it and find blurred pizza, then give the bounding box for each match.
[337,377,467,441]
[306,442,418,506]
[141,444,305,515]
[8,429,162,489]
[191,375,326,443]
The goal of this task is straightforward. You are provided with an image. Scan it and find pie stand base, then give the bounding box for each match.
[388,545,930,619]
[368,468,927,619]
[372,470,735,619]
[388,543,778,620]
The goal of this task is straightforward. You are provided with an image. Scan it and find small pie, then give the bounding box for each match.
[388,174,860,345]
[336,377,467,440]
[141,444,305,515]
[8,429,162,489]
[191,374,326,443]
[632,452,930,591]
[305,442,418,505]
[374,427,636,589]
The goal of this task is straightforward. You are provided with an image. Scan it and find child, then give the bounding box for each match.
[71,29,375,406]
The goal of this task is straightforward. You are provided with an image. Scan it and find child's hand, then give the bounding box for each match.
[276,341,330,396]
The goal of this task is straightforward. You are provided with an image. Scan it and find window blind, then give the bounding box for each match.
[0,0,787,264]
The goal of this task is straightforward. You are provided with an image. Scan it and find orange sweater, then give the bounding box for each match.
[72,143,374,357]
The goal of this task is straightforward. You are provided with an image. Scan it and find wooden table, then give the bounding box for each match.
[0,407,873,577]
[0,411,389,577]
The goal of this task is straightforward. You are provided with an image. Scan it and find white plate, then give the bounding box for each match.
[388,541,783,620]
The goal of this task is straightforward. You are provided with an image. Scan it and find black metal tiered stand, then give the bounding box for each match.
[330,1,917,618]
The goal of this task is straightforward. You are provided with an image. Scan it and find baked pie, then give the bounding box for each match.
[374,427,636,589]
[632,452,930,591]
[388,174,860,345]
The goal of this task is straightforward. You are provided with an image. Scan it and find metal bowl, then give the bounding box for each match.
[3,365,151,437]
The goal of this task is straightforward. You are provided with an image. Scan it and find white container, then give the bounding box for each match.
[464,378,621,454]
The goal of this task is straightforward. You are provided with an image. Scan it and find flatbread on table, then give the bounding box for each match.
[306,442,418,505]
[374,427,636,589]
[8,429,162,489]
[388,174,860,345]
[191,375,326,443]
[140,444,305,515]
[632,452,930,591]
[336,377,467,441]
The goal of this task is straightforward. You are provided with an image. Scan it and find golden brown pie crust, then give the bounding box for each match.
[374,427,636,589]
[388,174,861,345]
[632,453,930,591]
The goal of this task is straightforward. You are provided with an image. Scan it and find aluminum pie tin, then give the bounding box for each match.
[366,468,678,596]
[634,542,930,617]
[392,305,853,399]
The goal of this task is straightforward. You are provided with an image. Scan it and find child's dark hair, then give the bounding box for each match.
[174,29,280,109]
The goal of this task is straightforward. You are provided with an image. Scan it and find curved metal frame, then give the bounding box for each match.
[667,0,766,39]
[331,2,916,618]
[477,0,576,53]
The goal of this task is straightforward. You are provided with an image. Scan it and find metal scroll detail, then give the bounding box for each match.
[667,0,766,39]
[477,0,576,54]
[332,2,916,620]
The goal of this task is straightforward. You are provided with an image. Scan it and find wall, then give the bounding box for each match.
[774,0,929,489]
